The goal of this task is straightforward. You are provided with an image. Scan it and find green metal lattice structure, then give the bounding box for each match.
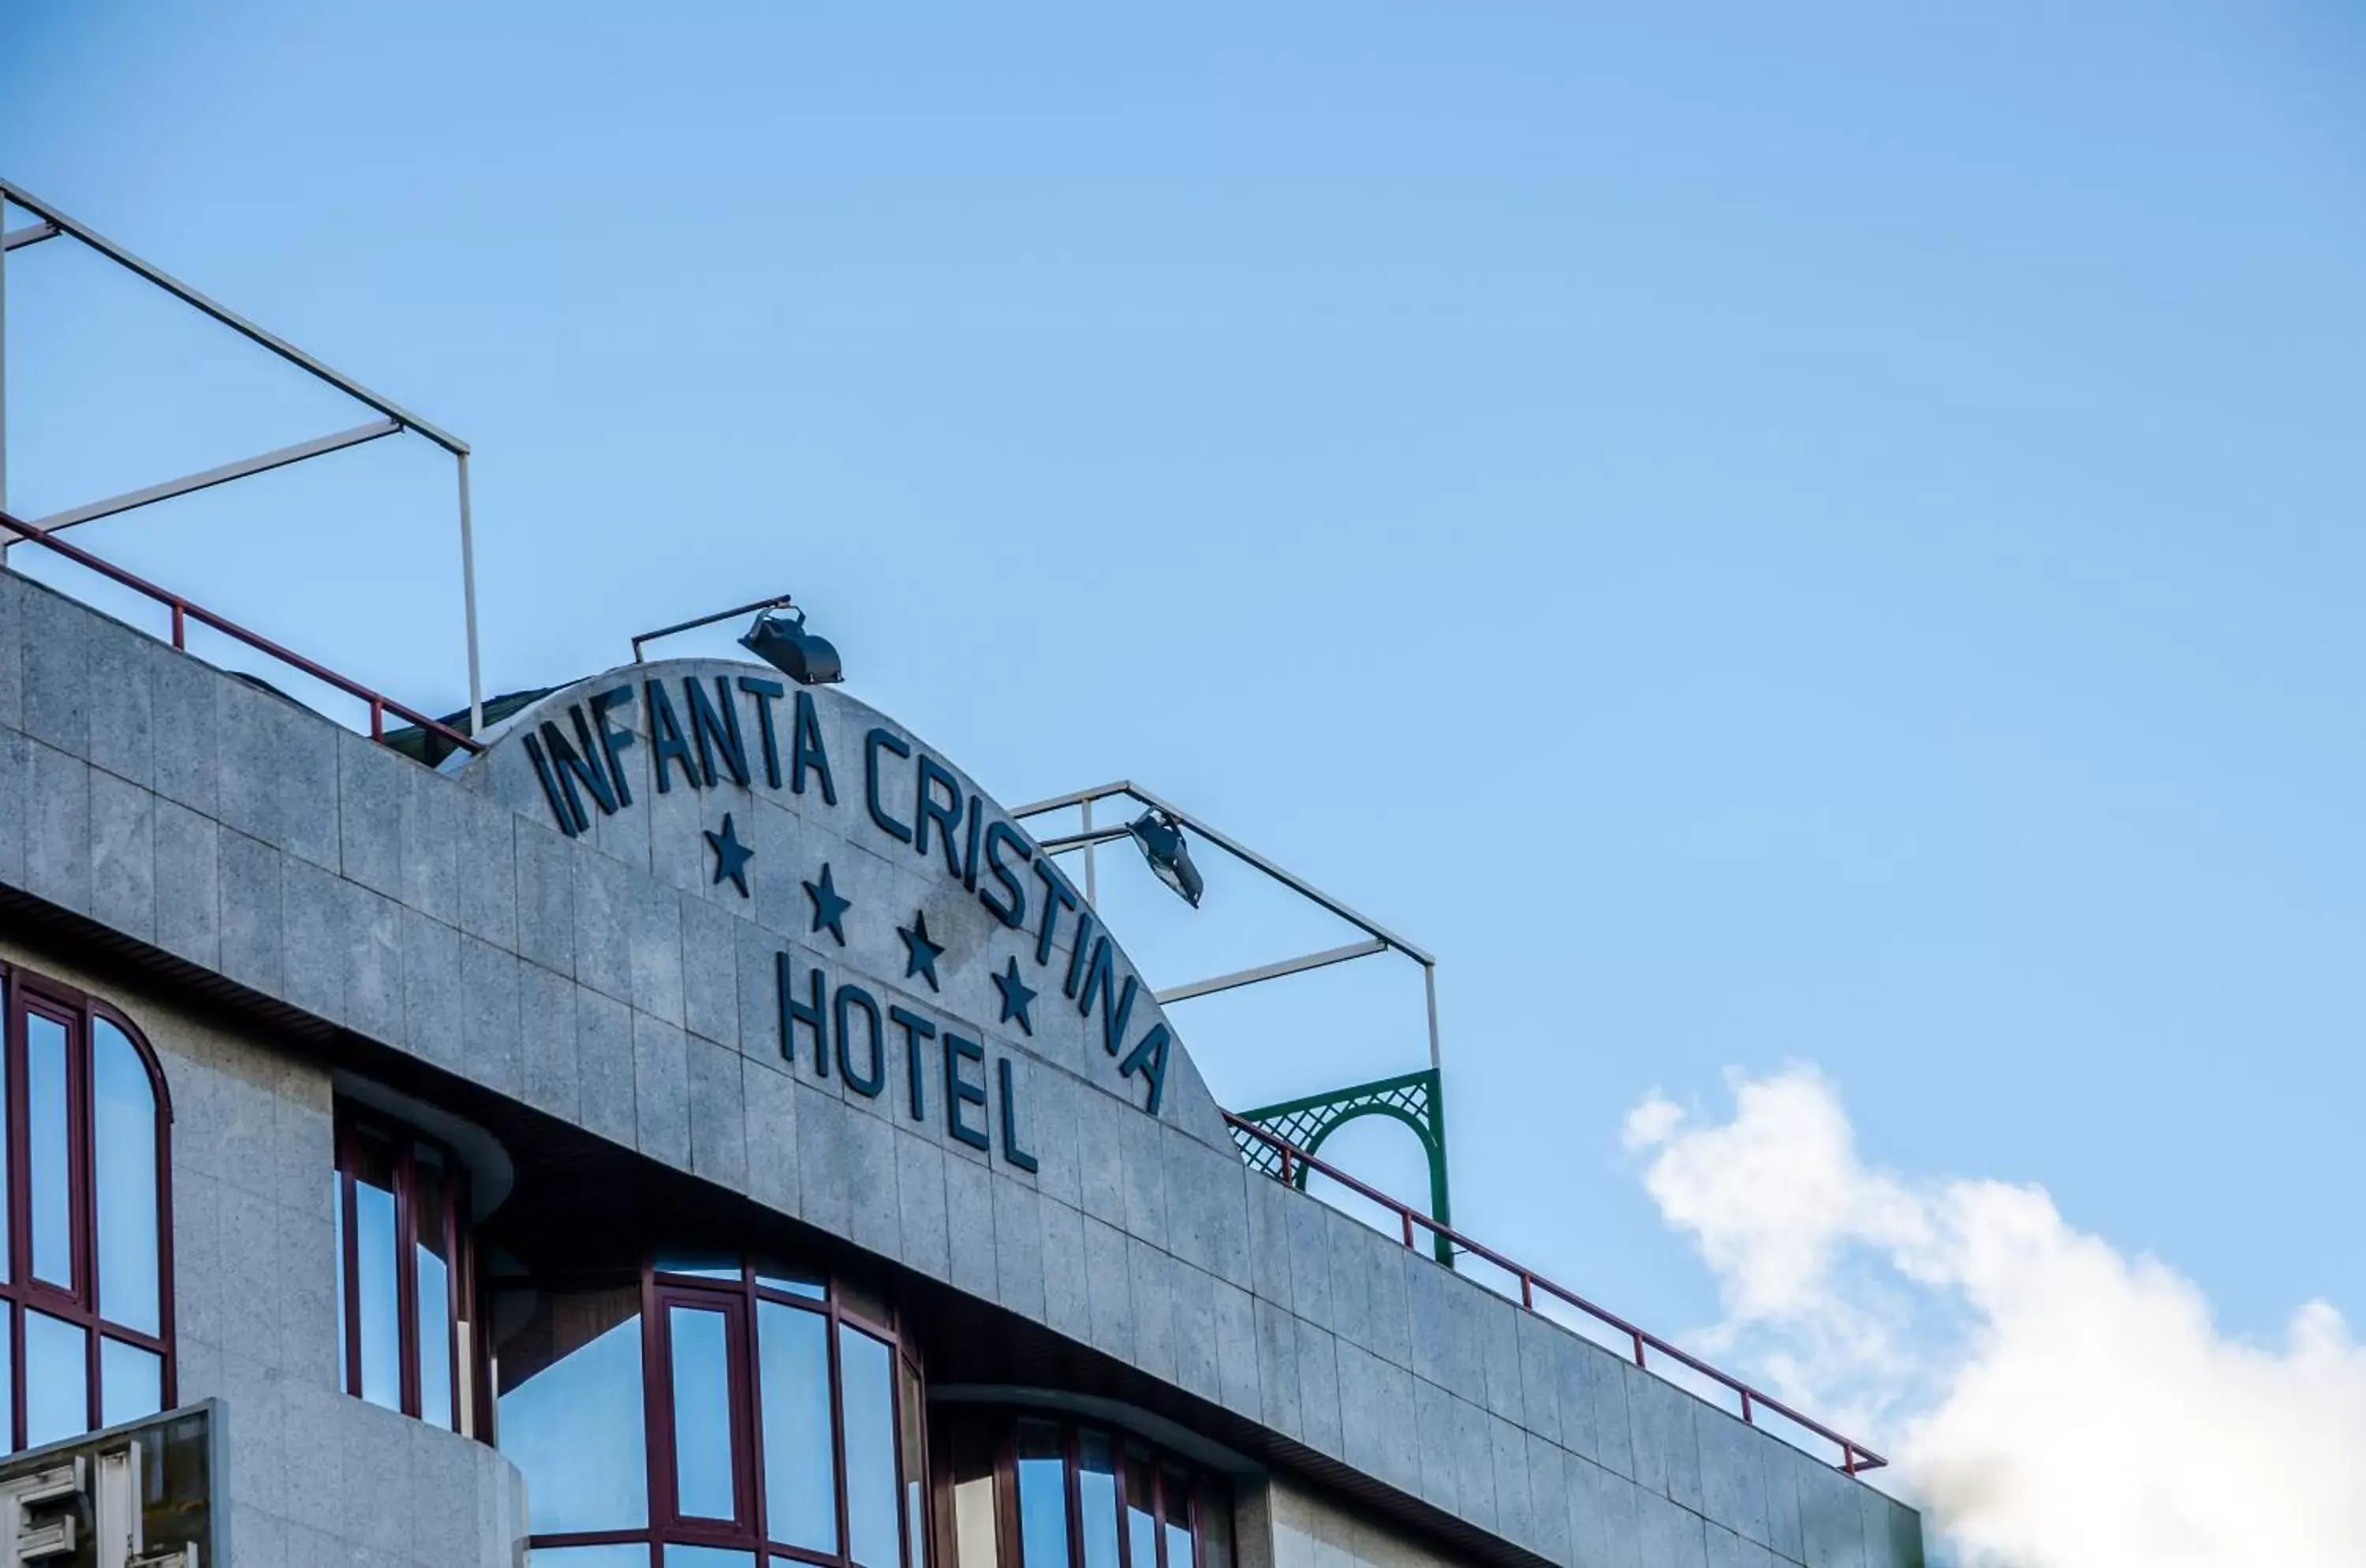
[1232,1068,1454,1267]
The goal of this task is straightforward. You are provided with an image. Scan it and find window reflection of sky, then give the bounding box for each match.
[25,1311,84,1447]
[28,1016,72,1286]
[498,1263,921,1565]
[667,1547,759,1567]
[841,1326,901,1568]
[524,1546,649,1566]
[101,1337,162,1427]
[760,1301,838,1553]
[94,1020,160,1335]
[353,1178,402,1409]
[1077,1432,1121,1568]
[1,987,174,1452]
[415,1151,455,1429]
[1017,1422,1069,1568]
[1124,1450,1155,1568]
[502,1311,651,1535]
[670,1306,739,1521]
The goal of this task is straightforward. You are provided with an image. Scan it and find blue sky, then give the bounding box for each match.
[7,2,2366,1544]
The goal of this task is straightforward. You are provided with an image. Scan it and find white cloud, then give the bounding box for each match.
[1625,1067,2366,1568]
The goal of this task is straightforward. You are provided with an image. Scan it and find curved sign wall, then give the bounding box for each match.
[459,660,1227,1168]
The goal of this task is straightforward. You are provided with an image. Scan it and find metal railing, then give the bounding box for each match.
[1225,1111,1887,1476]
[0,509,482,757]
[1,178,487,733]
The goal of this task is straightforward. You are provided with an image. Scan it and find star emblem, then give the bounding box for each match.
[991,956,1036,1036]
[703,812,755,898]
[898,910,945,991]
[803,862,852,946]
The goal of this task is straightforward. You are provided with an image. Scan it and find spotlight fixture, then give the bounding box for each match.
[738,606,844,686]
[632,592,843,685]
[1127,809,1204,908]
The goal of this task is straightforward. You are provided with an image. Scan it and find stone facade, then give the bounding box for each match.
[0,932,530,1568]
[0,566,1922,1568]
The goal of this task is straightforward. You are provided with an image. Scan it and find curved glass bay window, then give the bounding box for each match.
[0,965,174,1453]
[334,1108,480,1433]
[495,1256,927,1568]
[934,1411,1226,1568]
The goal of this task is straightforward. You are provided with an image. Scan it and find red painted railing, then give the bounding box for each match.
[0,510,481,757]
[1226,1111,1886,1475]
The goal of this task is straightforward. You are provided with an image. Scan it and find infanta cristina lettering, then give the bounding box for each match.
[518,672,1174,1161]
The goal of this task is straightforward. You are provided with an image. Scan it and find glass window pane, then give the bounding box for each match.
[415,1148,454,1429]
[28,1014,74,1289]
[528,1548,651,1567]
[0,978,10,1286]
[752,1261,826,1300]
[350,1133,402,1411]
[27,1311,90,1447]
[93,1019,162,1335]
[950,1417,1001,1568]
[842,1325,901,1568]
[666,1549,757,1568]
[655,1253,744,1282]
[101,1338,164,1428]
[900,1360,927,1568]
[758,1300,837,1553]
[1016,1419,1069,1568]
[1079,1430,1121,1568]
[333,1171,348,1395]
[1162,1470,1193,1568]
[1125,1448,1156,1568]
[670,1305,738,1521]
[496,1286,648,1534]
[0,1314,13,1446]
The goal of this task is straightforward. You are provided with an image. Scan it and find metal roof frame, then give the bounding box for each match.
[1009,780,1442,1074]
[0,178,486,734]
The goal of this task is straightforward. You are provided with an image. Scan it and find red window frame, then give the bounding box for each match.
[649,1284,760,1540]
[333,1107,480,1435]
[934,1412,1207,1568]
[0,962,176,1454]
[521,1257,931,1568]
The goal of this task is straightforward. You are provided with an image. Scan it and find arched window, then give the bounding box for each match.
[493,1255,928,1568]
[332,1107,483,1435]
[931,1409,1227,1568]
[1,963,174,1453]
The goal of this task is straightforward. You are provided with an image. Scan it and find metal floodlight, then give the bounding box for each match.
[1127,809,1204,907]
[739,606,843,686]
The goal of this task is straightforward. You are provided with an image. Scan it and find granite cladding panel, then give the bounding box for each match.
[0,587,1923,1568]
[41,954,536,1568]
[0,729,25,887]
[0,573,21,735]
[91,767,156,940]
[87,619,153,787]
[1039,1193,1090,1338]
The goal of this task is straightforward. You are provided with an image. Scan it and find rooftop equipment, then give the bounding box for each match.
[738,605,843,686]
[0,177,487,734]
[629,592,842,686]
[1125,808,1204,907]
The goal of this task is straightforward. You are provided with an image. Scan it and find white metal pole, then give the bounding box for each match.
[1424,961,1442,1073]
[1082,796,1098,907]
[457,451,484,737]
[1,196,10,566]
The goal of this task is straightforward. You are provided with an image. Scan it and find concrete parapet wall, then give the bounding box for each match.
[1243,1469,1918,1568]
